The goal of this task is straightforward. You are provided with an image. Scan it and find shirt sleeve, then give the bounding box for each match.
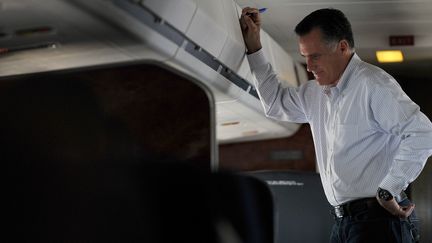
[371,78,432,196]
[247,49,308,123]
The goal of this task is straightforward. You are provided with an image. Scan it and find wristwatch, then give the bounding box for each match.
[377,187,393,201]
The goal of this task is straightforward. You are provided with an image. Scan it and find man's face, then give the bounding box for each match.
[299,28,346,86]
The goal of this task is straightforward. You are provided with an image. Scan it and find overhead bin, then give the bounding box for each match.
[81,0,182,62]
[170,52,243,102]
[183,0,227,58]
[260,31,298,88]
[270,38,298,88]
[168,0,247,102]
[141,0,197,34]
[170,1,242,101]
[217,0,252,81]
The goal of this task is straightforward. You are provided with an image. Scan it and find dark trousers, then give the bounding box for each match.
[330,199,420,243]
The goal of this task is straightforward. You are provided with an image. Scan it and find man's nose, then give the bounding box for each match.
[306,58,315,72]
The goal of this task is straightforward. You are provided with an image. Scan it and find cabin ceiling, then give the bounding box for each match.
[2,0,431,79]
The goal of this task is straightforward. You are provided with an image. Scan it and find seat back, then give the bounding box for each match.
[249,171,333,243]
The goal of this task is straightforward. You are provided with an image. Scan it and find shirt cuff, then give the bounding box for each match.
[247,49,269,69]
[379,175,406,197]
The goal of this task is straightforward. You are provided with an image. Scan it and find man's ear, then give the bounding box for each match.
[339,40,349,53]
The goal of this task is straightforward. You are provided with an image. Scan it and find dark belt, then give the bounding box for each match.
[332,192,408,219]
[332,198,380,218]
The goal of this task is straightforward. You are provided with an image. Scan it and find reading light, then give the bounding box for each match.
[221,121,240,126]
[376,50,404,63]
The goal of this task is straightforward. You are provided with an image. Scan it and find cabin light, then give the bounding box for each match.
[242,130,258,136]
[221,121,240,126]
[15,26,54,37]
[376,50,404,63]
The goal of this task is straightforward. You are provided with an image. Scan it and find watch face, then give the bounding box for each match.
[378,188,393,201]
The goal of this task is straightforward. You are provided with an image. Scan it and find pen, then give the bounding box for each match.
[0,42,58,55]
[246,8,267,16]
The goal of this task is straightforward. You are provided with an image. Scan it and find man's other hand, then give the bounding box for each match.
[376,195,415,218]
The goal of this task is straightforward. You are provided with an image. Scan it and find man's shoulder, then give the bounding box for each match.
[355,61,399,89]
[356,60,388,78]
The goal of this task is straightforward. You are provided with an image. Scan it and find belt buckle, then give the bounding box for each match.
[334,205,344,218]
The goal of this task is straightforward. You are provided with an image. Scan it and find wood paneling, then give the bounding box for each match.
[219,124,316,172]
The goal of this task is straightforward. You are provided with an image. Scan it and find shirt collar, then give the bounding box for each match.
[335,53,361,93]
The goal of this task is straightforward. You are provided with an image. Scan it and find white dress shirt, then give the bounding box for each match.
[248,50,432,206]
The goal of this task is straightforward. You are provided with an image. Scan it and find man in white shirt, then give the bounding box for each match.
[240,7,432,243]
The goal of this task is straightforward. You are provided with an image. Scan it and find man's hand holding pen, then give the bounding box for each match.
[240,7,265,54]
